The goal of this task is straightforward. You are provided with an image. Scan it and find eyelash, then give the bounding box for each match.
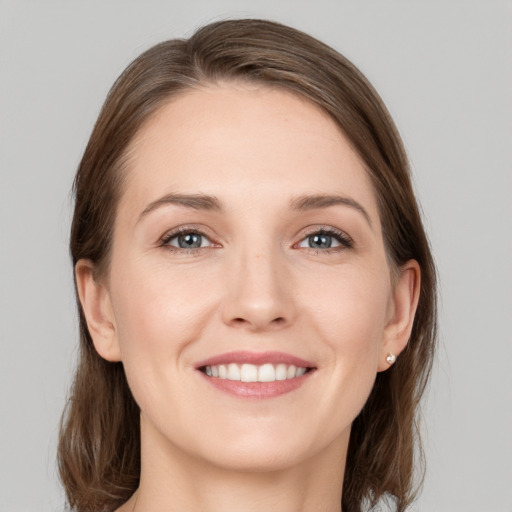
[159,226,354,254]
[159,226,217,255]
[297,227,354,253]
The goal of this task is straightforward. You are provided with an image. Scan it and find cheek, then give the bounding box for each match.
[109,258,220,367]
[303,265,390,411]
[306,263,390,348]
[108,259,222,420]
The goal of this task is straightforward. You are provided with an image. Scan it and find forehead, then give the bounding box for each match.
[120,84,379,220]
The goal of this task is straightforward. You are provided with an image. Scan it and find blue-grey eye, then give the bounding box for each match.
[167,232,210,249]
[298,230,348,250]
[308,234,336,249]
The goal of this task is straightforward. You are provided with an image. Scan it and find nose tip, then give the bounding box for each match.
[221,252,296,332]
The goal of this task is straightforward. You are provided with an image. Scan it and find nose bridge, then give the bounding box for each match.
[222,236,294,330]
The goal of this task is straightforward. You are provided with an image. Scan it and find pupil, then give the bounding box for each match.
[178,233,201,248]
[309,234,332,249]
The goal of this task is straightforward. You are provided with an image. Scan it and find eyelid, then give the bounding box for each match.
[157,224,353,252]
[294,226,354,250]
[158,225,220,249]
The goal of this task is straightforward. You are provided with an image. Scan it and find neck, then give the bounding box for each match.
[124,415,348,512]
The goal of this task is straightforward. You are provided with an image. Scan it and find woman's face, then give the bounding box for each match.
[79,84,417,472]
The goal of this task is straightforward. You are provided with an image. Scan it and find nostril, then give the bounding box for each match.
[230,316,286,327]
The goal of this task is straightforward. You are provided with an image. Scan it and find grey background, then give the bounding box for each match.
[1,1,511,511]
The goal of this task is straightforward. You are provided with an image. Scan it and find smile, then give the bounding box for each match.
[202,363,308,382]
[196,351,316,398]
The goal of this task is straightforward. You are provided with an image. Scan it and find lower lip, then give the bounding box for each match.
[198,371,313,399]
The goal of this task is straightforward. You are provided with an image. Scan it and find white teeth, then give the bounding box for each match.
[204,363,309,382]
[240,364,258,382]
[227,363,241,381]
[275,364,287,381]
[258,363,275,382]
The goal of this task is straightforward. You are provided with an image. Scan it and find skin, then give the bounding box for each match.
[76,84,420,512]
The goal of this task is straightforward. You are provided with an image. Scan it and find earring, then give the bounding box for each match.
[386,353,396,365]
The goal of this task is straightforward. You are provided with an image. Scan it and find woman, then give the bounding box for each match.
[58,19,437,512]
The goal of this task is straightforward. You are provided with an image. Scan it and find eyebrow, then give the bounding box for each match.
[139,193,223,220]
[290,194,372,227]
[138,192,372,227]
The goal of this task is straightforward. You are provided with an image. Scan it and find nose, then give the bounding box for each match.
[221,247,296,332]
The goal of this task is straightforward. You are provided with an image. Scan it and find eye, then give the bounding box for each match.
[297,228,353,251]
[161,230,213,250]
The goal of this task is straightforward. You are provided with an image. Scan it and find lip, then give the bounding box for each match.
[195,350,315,369]
[195,351,316,399]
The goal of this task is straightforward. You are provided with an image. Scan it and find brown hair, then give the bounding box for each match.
[59,18,437,512]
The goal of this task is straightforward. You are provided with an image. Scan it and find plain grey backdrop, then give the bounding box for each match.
[1,1,511,511]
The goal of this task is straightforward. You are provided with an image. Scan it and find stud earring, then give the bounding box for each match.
[386,353,396,365]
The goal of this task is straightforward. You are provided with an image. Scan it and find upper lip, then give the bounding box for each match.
[195,351,315,369]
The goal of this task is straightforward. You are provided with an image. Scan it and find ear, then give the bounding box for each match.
[75,259,122,362]
[378,260,421,372]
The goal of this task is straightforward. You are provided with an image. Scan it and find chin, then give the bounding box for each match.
[188,418,350,474]
[205,441,312,473]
